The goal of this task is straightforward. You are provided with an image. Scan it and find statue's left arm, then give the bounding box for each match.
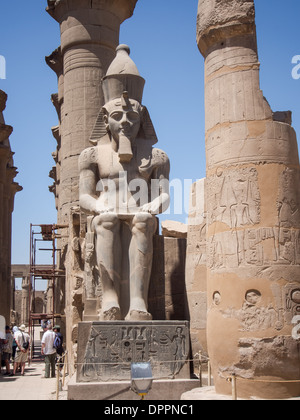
[140,148,170,215]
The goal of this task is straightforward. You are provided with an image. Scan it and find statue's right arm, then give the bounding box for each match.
[79,148,98,214]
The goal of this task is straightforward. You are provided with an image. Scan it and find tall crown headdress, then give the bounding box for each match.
[102,44,145,104]
[90,45,157,146]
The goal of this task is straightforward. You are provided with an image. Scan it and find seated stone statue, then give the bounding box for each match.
[79,45,170,321]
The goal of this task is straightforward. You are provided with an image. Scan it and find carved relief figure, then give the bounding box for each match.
[166,326,186,376]
[276,168,300,265]
[284,284,300,323]
[80,323,189,382]
[208,168,260,228]
[79,45,170,321]
[221,289,279,332]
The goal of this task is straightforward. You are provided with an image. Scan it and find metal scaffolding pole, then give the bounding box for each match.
[28,224,66,359]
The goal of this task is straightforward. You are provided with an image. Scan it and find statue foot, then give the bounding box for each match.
[125,309,152,321]
[100,306,121,321]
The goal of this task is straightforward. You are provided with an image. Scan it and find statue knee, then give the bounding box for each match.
[93,213,119,232]
[132,213,157,234]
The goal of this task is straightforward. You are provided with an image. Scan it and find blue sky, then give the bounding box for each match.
[0,0,299,272]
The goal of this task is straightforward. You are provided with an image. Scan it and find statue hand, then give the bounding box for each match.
[140,201,160,215]
[95,201,114,214]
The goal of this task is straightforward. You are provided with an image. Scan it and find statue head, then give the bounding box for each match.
[102,93,142,162]
[90,45,158,161]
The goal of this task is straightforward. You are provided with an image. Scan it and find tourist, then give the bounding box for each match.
[0,331,5,375]
[53,325,64,355]
[2,326,13,376]
[12,326,19,361]
[41,323,56,378]
[13,325,30,376]
[53,325,64,372]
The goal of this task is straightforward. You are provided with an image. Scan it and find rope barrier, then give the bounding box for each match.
[226,374,300,400]
[73,358,195,366]
[55,349,300,401]
[232,377,300,384]
[55,352,69,401]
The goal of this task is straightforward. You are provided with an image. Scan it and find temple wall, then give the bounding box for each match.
[0,91,22,324]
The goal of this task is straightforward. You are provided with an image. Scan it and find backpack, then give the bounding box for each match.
[21,333,29,350]
[53,334,62,350]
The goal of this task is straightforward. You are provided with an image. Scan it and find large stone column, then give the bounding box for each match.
[46,0,138,225]
[46,0,138,372]
[21,276,30,325]
[197,0,300,399]
[185,179,207,357]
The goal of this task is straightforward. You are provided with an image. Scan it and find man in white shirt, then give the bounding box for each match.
[13,324,30,376]
[41,323,56,378]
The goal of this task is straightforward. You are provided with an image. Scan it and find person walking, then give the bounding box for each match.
[2,326,13,376]
[53,325,64,371]
[41,323,56,378]
[0,331,5,375]
[12,326,19,361]
[13,325,30,376]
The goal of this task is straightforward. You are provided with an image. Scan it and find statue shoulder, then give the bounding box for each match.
[79,146,98,169]
[151,148,170,167]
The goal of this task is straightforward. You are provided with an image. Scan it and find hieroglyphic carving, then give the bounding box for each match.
[83,216,100,300]
[186,223,206,265]
[217,285,300,332]
[207,167,260,228]
[208,227,300,271]
[283,284,300,324]
[78,321,190,382]
[213,292,221,306]
[277,168,300,229]
[220,289,281,332]
[207,167,300,272]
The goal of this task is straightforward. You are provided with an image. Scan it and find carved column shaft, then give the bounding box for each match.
[46,0,138,225]
[198,0,300,399]
[46,0,138,374]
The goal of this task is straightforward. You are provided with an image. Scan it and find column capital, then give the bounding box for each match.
[6,166,19,181]
[10,182,23,195]
[0,90,8,113]
[197,0,256,57]
[0,144,11,159]
[46,0,138,24]
[45,47,63,77]
[0,123,13,143]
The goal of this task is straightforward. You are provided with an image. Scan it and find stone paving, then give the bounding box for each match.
[0,327,68,400]
[0,361,58,400]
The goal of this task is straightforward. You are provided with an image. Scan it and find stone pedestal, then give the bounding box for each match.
[83,299,100,322]
[77,321,191,383]
[68,320,197,400]
[68,377,199,401]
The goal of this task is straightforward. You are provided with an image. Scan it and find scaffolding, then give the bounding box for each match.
[28,224,65,354]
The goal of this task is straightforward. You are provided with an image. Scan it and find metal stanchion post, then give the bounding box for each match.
[226,375,237,400]
[62,352,67,388]
[56,356,63,400]
[199,352,202,387]
[232,374,237,400]
[208,360,211,386]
